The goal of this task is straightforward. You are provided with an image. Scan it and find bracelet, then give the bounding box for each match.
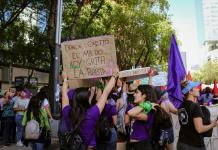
[139,101,152,113]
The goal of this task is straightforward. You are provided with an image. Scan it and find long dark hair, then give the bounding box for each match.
[37,86,48,103]
[137,85,157,103]
[151,105,171,142]
[26,96,41,123]
[69,87,91,128]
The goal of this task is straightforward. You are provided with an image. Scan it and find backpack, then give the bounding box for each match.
[200,106,213,137]
[96,106,112,142]
[151,105,172,150]
[25,119,42,140]
[58,118,86,150]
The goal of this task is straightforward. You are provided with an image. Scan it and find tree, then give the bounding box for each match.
[192,61,218,84]
[0,0,50,70]
[61,0,174,69]
[0,0,30,35]
[0,0,175,114]
[109,0,174,69]
[0,0,51,92]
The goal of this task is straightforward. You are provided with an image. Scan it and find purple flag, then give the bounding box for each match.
[167,34,186,108]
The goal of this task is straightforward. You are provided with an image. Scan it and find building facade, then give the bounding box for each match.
[0,66,49,90]
[202,0,218,42]
[202,0,218,61]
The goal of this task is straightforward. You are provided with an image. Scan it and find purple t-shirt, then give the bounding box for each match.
[126,104,154,141]
[62,105,100,147]
[103,104,117,125]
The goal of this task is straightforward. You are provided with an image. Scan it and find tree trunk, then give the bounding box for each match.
[27,68,34,86]
[47,0,57,114]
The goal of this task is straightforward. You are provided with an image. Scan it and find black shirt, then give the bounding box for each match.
[212,96,218,104]
[178,100,205,148]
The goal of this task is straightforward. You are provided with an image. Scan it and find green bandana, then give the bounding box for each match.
[139,101,152,113]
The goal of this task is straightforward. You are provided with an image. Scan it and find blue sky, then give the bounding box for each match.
[168,0,206,71]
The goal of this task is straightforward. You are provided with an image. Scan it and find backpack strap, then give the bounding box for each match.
[117,103,126,114]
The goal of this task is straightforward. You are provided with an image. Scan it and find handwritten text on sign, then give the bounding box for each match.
[61,35,117,79]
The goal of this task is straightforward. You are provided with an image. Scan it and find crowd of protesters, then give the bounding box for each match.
[199,85,218,106]
[0,86,52,150]
[0,68,218,150]
[58,68,218,150]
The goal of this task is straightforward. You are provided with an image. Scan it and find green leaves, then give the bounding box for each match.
[0,0,174,71]
[193,62,218,84]
[0,0,50,70]
[61,0,175,69]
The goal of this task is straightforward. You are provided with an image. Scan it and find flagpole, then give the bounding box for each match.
[53,0,63,115]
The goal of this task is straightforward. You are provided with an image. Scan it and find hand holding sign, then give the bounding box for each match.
[112,67,119,79]
[148,67,159,77]
[148,67,153,77]
[62,71,68,81]
[119,67,150,82]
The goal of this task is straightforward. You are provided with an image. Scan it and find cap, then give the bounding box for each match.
[127,83,138,94]
[182,81,201,94]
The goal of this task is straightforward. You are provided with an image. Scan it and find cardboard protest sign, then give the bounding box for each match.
[68,79,99,89]
[133,71,167,86]
[119,67,150,81]
[61,35,117,79]
[152,72,167,86]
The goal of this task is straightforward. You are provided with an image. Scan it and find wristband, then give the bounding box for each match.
[139,101,152,113]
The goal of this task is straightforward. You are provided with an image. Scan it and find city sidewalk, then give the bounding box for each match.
[0,142,126,150]
[1,140,218,150]
[0,138,59,150]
